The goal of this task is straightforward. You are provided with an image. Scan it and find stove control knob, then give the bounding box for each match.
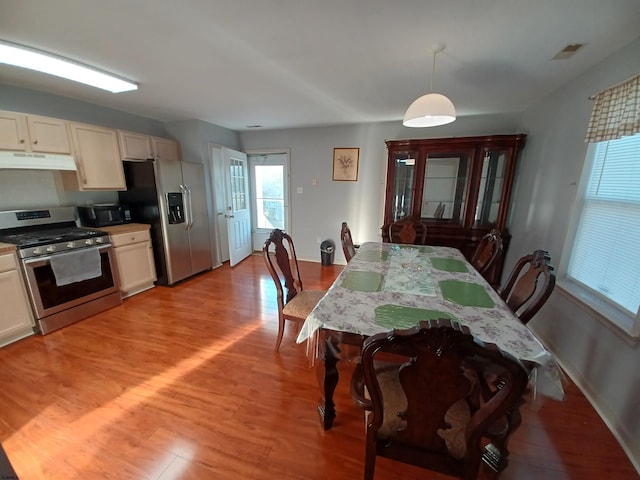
[67,242,75,249]
[95,237,104,244]
[85,239,94,246]
[33,247,42,255]
[46,245,56,253]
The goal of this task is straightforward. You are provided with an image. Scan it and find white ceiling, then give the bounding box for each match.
[1,0,639,131]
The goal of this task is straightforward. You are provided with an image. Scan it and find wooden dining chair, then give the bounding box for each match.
[470,229,504,279]
[388,218,428,244]
[498,249,556,325]
[340,221,359,262]
[263,229,326,351]
[353,318,529,480]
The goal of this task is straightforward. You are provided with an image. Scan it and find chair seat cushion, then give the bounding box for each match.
[372,362,408,439]
[283,290,326,320]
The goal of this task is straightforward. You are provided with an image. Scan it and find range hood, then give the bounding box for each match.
[0,151,77,171]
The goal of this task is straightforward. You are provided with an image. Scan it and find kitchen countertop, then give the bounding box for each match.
[99,223,151,235]
[0,243,17,254]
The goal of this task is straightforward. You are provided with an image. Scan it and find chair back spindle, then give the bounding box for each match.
[471,229,504,279]
[341,222,357,262]
[388,218,428,244]
[499,249,556,324]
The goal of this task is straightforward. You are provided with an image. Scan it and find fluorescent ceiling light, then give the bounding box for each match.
[0,40,137,93]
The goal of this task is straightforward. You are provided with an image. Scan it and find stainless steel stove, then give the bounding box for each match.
[0,207,122,334]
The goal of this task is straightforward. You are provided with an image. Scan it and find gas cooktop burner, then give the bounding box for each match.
[0,227,107,248]
[0,207,111,259]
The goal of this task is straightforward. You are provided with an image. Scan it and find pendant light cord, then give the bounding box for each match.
[431,50,436,92]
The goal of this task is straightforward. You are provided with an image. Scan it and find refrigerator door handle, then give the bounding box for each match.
[179,184,190,230]
[186,185,194,229]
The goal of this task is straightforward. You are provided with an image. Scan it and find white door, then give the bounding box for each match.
[222,147,252,266]
[249,152,290,251]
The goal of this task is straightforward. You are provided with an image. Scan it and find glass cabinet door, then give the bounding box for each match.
[475,149,508,226]
[421,151,471,224]
[391,151,417,221]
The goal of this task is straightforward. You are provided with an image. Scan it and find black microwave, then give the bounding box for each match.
[77,204,132,227]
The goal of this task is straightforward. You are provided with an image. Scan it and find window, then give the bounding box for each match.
[564,133,640,336]
[253,164,285,230]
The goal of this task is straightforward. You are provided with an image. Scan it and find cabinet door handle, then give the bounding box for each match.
[19,139,25,144]
[33,140,38,144]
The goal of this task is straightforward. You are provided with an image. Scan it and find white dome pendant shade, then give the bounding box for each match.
[403,44,456,128]
[403,93,456,127]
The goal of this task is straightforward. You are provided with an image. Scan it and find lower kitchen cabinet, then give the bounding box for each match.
[104,225,157,298]
[0,249,35,347]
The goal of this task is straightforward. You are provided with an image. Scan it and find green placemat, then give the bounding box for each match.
[341,271,384,292]
[438,280,495,308]
[357,250,389,262]
[430,257,469,273]
[375,304,458,329]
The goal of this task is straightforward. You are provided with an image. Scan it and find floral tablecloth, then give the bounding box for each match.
[297,242,564,401]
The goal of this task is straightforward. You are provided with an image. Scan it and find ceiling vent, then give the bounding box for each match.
[552,43,584,60]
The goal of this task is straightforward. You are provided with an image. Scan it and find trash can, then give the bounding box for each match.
[320,239,335,266]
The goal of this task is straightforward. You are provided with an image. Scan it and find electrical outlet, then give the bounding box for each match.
[312,177,318,186]
[296,187,304,194]
[316,236,321,243]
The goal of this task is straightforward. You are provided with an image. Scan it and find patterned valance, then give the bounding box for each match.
[585,73,640,143]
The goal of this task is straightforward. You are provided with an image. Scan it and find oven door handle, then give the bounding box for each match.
[22,244,112,267]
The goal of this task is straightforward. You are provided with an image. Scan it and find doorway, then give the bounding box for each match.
[248,151,290,251]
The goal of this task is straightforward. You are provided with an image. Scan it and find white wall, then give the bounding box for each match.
[239,113,521,263]
[508,37,640,469]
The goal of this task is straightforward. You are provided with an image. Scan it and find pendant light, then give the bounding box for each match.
[403,44,456,127]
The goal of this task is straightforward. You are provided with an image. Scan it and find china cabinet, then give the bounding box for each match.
[383,134,526,284]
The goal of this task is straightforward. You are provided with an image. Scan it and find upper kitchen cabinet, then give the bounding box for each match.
[66,122,126,190]
[0,110,71,154]
[118,131,180,162]
[118,130,153,160]
[152,137,180,161]
[383,134,526,284]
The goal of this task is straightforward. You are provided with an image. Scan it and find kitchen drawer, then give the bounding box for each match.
[0,252,18,273]
[110,229,151,247]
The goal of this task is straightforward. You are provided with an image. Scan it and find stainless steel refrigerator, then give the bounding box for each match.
[119,159,212,285]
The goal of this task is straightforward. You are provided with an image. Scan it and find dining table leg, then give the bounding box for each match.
[317,333,340,430]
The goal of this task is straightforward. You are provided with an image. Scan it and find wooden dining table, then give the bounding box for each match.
[296,241,564,430]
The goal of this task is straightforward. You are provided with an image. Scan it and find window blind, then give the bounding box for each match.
[567,134,640,315]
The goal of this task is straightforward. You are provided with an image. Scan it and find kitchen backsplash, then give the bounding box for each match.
[0,170,118,211]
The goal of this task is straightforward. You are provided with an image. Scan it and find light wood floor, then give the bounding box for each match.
[0,255,637,479]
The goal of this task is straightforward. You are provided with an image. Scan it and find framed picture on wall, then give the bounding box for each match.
[332,147,359,181]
